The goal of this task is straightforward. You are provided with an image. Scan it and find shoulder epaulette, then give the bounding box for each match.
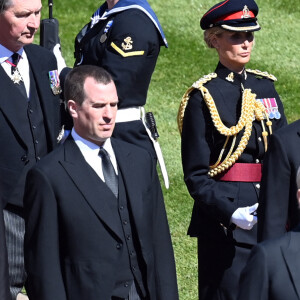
[177,73,217,134]
[246,69,277,81]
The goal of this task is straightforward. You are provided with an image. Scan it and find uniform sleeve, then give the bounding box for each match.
[258,132,291,242]
[181,91,237,227]
[101,9,161,106]
[24,167,67,300]
[237,244,269,300]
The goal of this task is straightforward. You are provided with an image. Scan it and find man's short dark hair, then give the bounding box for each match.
[0,0,13,14]
[64,65,114,105]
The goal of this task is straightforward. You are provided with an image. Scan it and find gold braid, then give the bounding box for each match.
[177,74,273,178]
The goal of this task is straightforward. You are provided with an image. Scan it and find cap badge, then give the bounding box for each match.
[122,37,133,51]
[226,72,234,82]
[242,5,251,19]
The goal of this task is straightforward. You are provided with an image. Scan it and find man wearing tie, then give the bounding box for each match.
[24,65,179,300]
[0,0,63,298]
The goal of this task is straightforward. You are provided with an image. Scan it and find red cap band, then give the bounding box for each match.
[216,10,255,23]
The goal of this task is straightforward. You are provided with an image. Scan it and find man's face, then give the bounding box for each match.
[69,77,119,146]
[0,0,42,52]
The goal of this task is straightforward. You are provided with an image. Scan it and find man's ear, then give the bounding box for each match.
[297,189,300,208]
[68,100,78,118]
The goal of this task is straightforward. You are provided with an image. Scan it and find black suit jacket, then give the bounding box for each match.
[24,137,178,300]
[258,120,300,242]
[0,44,61,208]
[0,201,9,299]
[238,228,300,300]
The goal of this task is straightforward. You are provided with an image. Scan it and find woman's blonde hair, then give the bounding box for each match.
[203,26,227,48]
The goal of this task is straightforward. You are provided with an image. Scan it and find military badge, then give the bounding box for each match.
[257,98,281,119]
[122,37,133,51]
[49,70,62,95]
[11,69,23,85]
[100,20,114,43]
[225,72,234,82]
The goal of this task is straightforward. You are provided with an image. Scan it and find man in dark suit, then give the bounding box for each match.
[258,120,300,242]
[0,0,64,298]
[238,167,300,300]
[24,65,178,300]
[0,200,10,300]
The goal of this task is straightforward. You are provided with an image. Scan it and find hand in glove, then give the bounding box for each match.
[230,203,258,230]
[53,43,67,74]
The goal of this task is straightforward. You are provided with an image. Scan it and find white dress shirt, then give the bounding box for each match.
[0,44,30,97]
[71,129,118,182]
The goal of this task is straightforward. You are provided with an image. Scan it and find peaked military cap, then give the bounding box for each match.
[200,0,260,32]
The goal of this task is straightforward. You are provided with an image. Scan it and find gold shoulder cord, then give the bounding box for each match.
[177,73,273,178]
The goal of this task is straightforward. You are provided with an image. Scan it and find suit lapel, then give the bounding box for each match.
[0,65,29,148]
[25,46,57,146]
[281,231,300,299]
[60,139,123,240]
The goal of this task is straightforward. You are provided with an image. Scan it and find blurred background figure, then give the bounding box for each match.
[238,166,300,300]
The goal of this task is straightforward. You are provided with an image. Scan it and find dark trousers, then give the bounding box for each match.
[197,238,251,300]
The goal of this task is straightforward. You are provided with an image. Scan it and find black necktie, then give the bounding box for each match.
[11,53,20,75]
[99,147,118,198]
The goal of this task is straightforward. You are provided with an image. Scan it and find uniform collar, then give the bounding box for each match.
[215,62,247,86]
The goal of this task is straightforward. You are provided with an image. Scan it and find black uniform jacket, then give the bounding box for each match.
[24,137,178,300]
[74,8,161,109]
[181,63,287,245]
[238,227,300,300]
[0,44,61,208]
[258,119,300,242]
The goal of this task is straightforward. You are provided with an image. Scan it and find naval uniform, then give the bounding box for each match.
[180,62,287,300]
[74,0,167,159]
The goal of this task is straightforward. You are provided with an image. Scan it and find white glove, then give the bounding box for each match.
[230,203,258,230]
[53,43,67,74]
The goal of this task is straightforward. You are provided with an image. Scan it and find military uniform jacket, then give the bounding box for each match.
[181,63,287,245]
[258,119,300,242]
[74,5,162,109]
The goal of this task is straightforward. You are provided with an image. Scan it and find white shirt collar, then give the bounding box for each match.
[71,128,118,176]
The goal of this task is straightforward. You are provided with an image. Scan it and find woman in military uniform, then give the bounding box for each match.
[178,0,287,299]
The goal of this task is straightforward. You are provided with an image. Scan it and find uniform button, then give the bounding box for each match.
[29,109,33,113]
[124,282,129,288]
[258,137,262,142]
[255,159,260,163]
[32,125,36,129]
[116,243,122,250]
[35,140,39,144]
[21,155,29,163]
[119,206,124,210]
[130,250,134,256]
[255,184,260,189]
[132,266,136,271]
[123,220,128,225]
[37,157,41,161]
[126,235,131,240]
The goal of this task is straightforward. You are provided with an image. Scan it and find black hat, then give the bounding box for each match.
[200,0,260,32]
